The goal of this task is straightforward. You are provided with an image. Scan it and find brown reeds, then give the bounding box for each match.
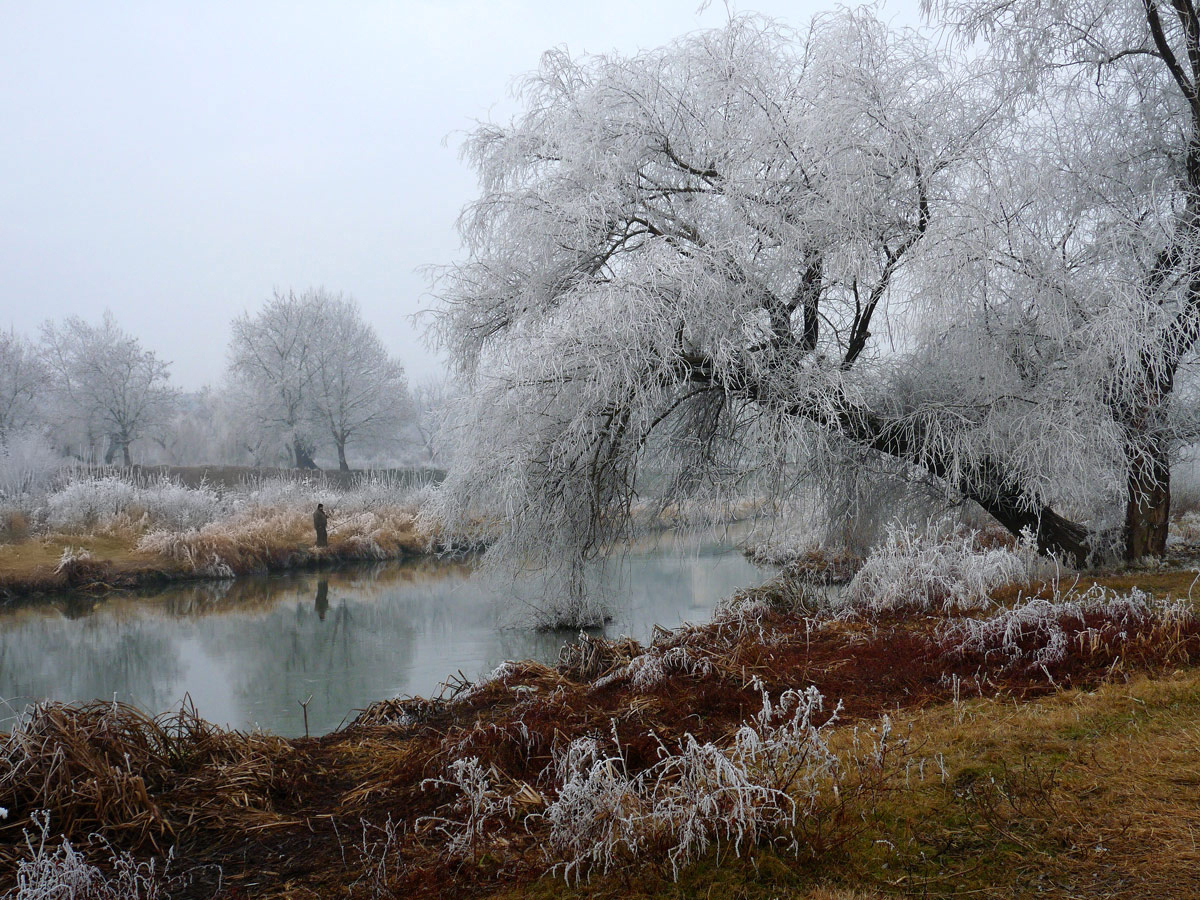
[0,698,296,868]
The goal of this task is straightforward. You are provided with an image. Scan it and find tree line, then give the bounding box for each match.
[0,288,441,473]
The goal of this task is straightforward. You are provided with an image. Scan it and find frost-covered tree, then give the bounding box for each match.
[307,297,409,471]
[431,2,1200,587]
[40,312,177,465]
[228,289,326,468]
[408,377,458,467]
[0,328,46,440]
[923,0,1200,557]
[229,288,409,470]
[428,11,1081,591]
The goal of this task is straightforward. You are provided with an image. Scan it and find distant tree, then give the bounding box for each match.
[307,297,409,471]
[0,329,46,441]
[228,290,325,469]
[229,288,409,470]
[408,377,456,467]
[40,312,177,465]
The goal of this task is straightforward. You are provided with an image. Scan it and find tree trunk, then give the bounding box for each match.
[104,437,117,465]
[336,438,349,472]
[293,436,318,470]
[122,442,132,467]
[1125,438,1171,560]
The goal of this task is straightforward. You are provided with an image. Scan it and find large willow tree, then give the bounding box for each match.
[429,4,1200,600]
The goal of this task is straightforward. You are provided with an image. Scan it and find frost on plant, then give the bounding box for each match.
[418,757,514,861]
[5,811,175,900]
[842,522,1057,615]
[592,645,715,692]
[940,583,1196,669]
[543,686,844,882]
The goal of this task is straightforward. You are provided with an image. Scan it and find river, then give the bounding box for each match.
[0,543,765,736]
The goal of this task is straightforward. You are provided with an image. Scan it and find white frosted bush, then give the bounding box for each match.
[543,686,842,882]
[418,757,513,860]
[842,522,1055,615]
[592,645,714,692]
[44,476,222,531]
[4,812,173,900]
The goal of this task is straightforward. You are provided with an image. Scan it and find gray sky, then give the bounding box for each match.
[0,0,921,390]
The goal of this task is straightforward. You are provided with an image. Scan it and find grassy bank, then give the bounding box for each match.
[0,471,434,602]
[3,564,1200,898]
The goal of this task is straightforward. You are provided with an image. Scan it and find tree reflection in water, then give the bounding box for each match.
[0,549,762,736]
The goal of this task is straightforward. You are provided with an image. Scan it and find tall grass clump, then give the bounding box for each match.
[533,687,889,882]
[842,522,1058,615]
[4,813,176,900]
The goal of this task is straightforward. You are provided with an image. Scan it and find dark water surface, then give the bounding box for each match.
[0,543,764,736]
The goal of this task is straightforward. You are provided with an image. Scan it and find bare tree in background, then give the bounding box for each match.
[0,329,45,441]
[408,377,456,467]
[228,290,324,469]
[308,297,409,471]
[40,312,177,465]
[229,288,410,470]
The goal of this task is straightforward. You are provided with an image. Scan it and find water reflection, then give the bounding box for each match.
[0,546,764,736]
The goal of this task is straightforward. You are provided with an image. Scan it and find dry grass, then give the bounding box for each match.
[0,699,298,864]
[0,508,427,600]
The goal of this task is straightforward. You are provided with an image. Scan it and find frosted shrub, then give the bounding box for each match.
[418,757,513,861]
[543,687,842,882]
[592,645,714,692]
[5,812,173,900]
[44,476,222,532]
[843,522,1053,615]
[53,546,92,576]
[940,584,1195,668]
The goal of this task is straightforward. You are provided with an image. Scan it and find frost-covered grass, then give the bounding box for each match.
[540,687,852,882]
[840,521,1058,615]
[940,582,1197,671]
[3,813,176,900]
[0,470,431,585]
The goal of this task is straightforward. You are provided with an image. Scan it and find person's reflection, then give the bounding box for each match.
[315,578,329,621]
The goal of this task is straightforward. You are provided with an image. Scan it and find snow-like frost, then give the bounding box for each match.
[940,583,1195,667]
[842,522,1056,615]
[4,812,174,900]
[542,686,845,882]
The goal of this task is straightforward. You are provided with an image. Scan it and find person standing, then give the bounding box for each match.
[313,503,328,547]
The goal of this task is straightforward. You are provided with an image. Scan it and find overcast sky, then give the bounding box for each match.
[0,0,922,390]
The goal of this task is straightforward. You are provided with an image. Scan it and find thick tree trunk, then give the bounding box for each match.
[293,437,318,470]
[336,437,349,472]
[972,492,1092,568]
[122,442,132,467]
[1125,438,1171,560]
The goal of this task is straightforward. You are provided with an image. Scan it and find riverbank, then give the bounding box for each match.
[3,566,1199,899]
[0,470,442,603]
[0,511,429,602]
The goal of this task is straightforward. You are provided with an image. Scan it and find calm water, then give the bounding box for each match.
[0,543,764,736]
